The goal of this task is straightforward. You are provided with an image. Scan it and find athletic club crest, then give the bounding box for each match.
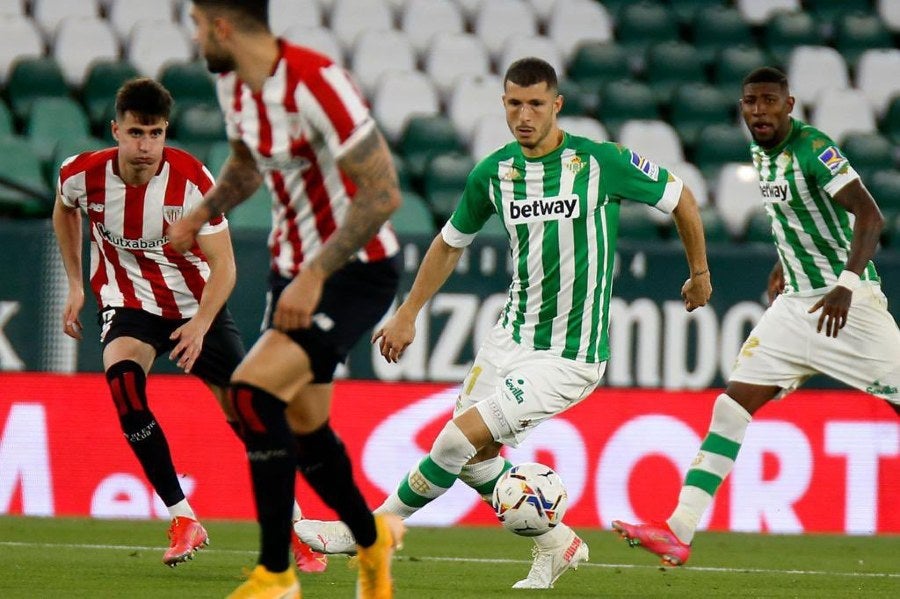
[162,206,183,224]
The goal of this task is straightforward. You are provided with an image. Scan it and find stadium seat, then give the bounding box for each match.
[0,15,43,84]
[618,119,683,167]
[469,113,511,161]
[159,61,217,114]
[127,20,193,78]
[877,0,900,33]
[498,35,564,81]
[0,0,24,16]
[557,79,591,118]
[669,0,723,25]
[812,88,877,145]
[735,0,800,25]
[27,96,90,166]
[0,134,53,217]
[32,0,98,40]
[693,124,752,182]
[268,0,322,35]
[50,135,107,183]
[855,49,900,117]
[454,0,486,21]
[398,114,464,180]
[614,1,679,64]
[712,46,772,98]
[690,5,754,66]
[669,83,734,150]
[841,132,895,181]
[205,141,271,229]
[0,98,12,136]
[400,0,464,58]
[595,80,659,139]
[643,41,706,105]
[330,0,393,52]
[281,26,344,66]
[392,191,437,238]
[672,160,710,209]
[881,96,900,145]
[763,11,822,66]
[833,11,893,70]
[5,57,69,123]
[699,206,731,243]
[743,210,774,243]
[108,0,176,41]
[423,152,474,221]
[371,70,440,143]
[52,16,119,87]
[447,74,503,143]
[546,0,613,61]
[474,0,537,61]
[787,46,849,109]
[526,0,555,24]
[80,60,140,131]
[424,32,491,101]
[617,201,663,241]
[170,103,226,162]
[566,42,631,95]
[558,116,608,142]
[867,169,900,215]
[351,29,415,96]
[805,0,872,29]
[713,162,764,238]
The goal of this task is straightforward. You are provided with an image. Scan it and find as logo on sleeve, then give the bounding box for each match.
[817,146,848,175]
[629,151,659,181]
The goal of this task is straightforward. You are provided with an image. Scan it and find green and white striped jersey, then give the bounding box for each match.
[442,132,683,363]
[750,118,879,295]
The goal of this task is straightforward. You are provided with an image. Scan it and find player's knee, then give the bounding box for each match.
[228,383,291,447]
[106,359,148,416]
[430,421,477,468]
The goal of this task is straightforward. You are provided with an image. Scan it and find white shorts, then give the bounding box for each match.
[455,325,605,447]
[730,284,900,405]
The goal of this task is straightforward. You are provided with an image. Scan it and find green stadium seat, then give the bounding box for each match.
[423,152,473,221]
[712,46,772,98]
[593,0,631,18]
[392,191,437,238]
[881,96,900,146]
[867,169,900,215]
[644,41,706,105]
[833,12,894,70]
[841,132,895,182]
[478,214,508,241]
[669,0,726,25]
[744,210,773,243]
[805,0,872,29]
[764,11,823,66]
[159,61,218,115]
[595,80,659,139]
[616,202,663,241]
[557,79,592,117]
[398,115,464,180]
[615,1,679,62]
[566,42,631,95]
[0,99,13,137]
[50,136,108,184]
[27,97,91,168]
[0,135,53,217]
[170,104,226,162]
[692,124,752,182]
[391,152,413,192]
[669,83,735,150]
[207,140,272,230]
[699,206,732,243]
[690,5,754,66]
[4,57,70,123]
[80,60,140,132]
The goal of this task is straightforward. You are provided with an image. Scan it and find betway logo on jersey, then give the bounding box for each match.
[95,223,167,251]
[505,194,580,224]
[759,180,789,202]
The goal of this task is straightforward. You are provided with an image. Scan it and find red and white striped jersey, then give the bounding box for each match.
[58,147,225,319]
[216,39,399,278]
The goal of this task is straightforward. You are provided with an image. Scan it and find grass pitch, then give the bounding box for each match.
[1,516,897,597]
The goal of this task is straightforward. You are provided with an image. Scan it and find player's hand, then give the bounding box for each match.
[767,261,785,305]
[808,286,852,338]
[680,270,711,312]
[273,264,326,331]
[167,211,205,253]
[62,288,84,340]
[372,308,417,363]
[169,317,210,373]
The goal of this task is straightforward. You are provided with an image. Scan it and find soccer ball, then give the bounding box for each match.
[491,462,568,537]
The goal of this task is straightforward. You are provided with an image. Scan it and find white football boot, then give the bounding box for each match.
[293,519,358,555]
[512,528,589,589]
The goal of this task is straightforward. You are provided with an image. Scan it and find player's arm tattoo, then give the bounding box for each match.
[311,127,401,276]
[203,140,264,217]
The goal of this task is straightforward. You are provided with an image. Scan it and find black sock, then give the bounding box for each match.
[106,360,184,506]
[295,422,377,547]
[230,383,294,572]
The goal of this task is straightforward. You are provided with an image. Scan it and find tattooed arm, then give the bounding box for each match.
[168,140,263,253]
[271,127,402,331]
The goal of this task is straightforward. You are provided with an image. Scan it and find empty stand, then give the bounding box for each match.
[735,0,800,25]
[401,0,464,58]
[447,73,503,142]
[424,32,491,101]
[812,88,877,144]
[474,0,538,61]
[714,163,765,238]
[371,70,440,143]
[546,0,613,62]
[127,20,193,78]
[351,29,415,96]
[52,16,119,88]
[330,0,393,52]
[281,25,344,66]
[0,15,43,84]
[787,46,850,109]
[855,49,900,117]
[618,119,684,167]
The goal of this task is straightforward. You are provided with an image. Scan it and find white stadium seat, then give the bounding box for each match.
[0,15,43,83]
[282,25,344,66]
[53,16,119,87]
[787,46,849,109]
[372,70,440,143]
[558,116,608,142]
[470,113,512,160]
[127,19,193,78]
[109,0,176,42]
[618,119,684,168]
[401,0,465,58]
[424,32,491,101]
[32,0,99,40]
[714,162,765,237]
[855,48,900,117]
[546,0,613,61]
[448,73,503,142]
[735,0,801,25]
[269,0,322,35]
[498,35,564,79]
[812,88,877,144]
[330,0,393,52]
[351,29,415,96]
[474,0,537,61]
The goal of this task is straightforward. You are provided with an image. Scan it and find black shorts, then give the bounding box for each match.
[99,306,246,387]
[264,255,400,383]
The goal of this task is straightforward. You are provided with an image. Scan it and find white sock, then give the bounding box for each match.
[534,522,572,549]
[167,499,196,520]
[458,456,512,502]
[668,393,751,544]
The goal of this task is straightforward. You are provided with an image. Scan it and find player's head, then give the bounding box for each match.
[740,66,795,149]
[502,57,563,156]
[112,78,172,177]
[190,0,271,73]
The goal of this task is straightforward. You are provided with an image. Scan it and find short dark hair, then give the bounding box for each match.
[115,77,173,123]
[192,0,269,31]
[504,57,558,92]
[742,67,789,91]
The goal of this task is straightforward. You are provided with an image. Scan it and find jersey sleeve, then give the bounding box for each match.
[801,131,860,197]
[297,63,375,160]
[185,163,227,235]
[442,164,496,247]
[598,144,682,213]
[57,154,85,209]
